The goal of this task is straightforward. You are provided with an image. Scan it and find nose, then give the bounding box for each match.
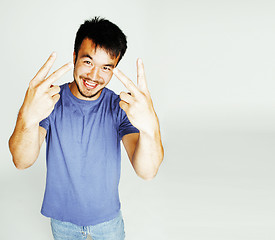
[88,67,102,83]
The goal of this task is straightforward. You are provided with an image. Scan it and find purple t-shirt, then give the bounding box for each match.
[39,83,139,226]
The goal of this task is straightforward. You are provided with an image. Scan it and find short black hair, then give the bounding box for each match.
[74,17,127,64]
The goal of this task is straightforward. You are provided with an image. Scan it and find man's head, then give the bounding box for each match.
[71,17,127,100]
[74,17,127,65]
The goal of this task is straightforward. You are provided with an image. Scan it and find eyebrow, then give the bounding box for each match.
[80,54,92,60]
[80,54,115,68]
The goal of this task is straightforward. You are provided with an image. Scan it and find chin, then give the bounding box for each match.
[74,77,105,99]
[80,86,103,99]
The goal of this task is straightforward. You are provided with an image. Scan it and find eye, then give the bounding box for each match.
[102,66,111,72]
[84,60,91,65]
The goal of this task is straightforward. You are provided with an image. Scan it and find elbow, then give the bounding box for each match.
[10,147,34,170]
[9,141,20,170]
[15,165,27,170]
[136,157,164,181]
[133,147,164,181]
[12,157,30,170]
[141,175,156,181]
[9,139,36,170]
[137,169,158,181]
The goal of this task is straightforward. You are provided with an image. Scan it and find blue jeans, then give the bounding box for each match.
[50,211,125,240]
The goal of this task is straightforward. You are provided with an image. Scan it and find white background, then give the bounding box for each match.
[1,0,275,239]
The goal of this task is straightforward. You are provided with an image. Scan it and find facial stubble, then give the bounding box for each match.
[73,78,102,99]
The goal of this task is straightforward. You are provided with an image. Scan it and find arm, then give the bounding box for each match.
[113,59,164,180]
[123,127,163,180]
[8,53,73,170]
[9,120,46,169]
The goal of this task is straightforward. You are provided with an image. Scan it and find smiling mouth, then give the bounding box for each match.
[82,79,98,90]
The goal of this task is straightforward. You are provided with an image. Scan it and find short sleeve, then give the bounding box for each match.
[39,117,50,132]
[118,109,139,140]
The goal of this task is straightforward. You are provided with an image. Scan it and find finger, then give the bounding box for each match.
[137,58,148,93]
[42,62,73,88]
[119,100,129,112]
[48,85,60,96]
[113,68,140,96]
[32,52,57,85]
[120,91,134,104]
[52,93,60,105]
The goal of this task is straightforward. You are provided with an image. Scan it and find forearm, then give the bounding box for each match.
[9,53,71,170]
[9,110,40,169]
[132,126,164,180]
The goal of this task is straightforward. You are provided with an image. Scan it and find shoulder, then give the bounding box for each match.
[52,82,68,109]
[102,88,124,123]
[103,88,120,107]
[103,87,119,99]
[59,82,68,93]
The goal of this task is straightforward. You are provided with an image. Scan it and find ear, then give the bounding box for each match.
[73,52,76,64]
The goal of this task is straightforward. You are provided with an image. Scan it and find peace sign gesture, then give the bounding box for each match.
[20,53,73,128]
[113,58,159,135]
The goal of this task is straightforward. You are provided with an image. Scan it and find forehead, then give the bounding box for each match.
[78,38,119,64]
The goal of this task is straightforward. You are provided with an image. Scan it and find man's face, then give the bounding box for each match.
[71,38,119,100]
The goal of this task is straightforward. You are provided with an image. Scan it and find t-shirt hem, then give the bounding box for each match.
[41,208,121,227]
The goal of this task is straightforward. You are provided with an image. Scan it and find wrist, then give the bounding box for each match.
[139,124,161,139]
[18,107,39,131]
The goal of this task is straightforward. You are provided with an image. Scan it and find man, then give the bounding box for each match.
[9,17,163,240]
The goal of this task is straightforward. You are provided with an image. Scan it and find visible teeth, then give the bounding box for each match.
[85,80,96,87]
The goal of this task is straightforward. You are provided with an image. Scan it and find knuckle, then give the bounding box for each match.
[119,101,126,110]
[119,92,126,99]
[54,94,61,103]
[140,93,147,102]
[36,86,44,94]
[119,100,124,107]
[51,86,60,94]
[46,92,52,99]
[29,80,35,89]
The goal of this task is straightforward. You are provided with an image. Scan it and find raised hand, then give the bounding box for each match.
[113,58,159,135]
[20,52,73,128]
